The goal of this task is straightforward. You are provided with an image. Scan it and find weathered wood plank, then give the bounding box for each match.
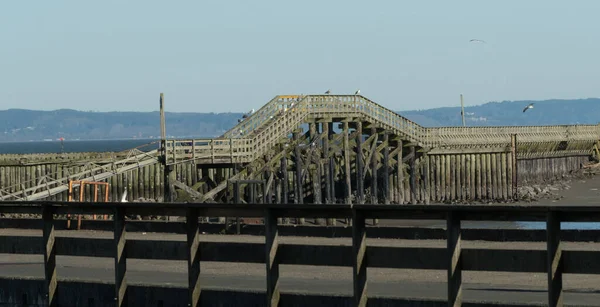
[547,211,563,307]
[447,210,462,306]
[43,206,57,307]
[352,209,367,307]
[114,207,127,306]
[265,208,280,306]
[187,208,201,307]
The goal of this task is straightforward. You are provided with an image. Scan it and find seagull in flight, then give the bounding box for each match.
[355,89,360,95]
[469,39,487,44]
[523,103,534,113]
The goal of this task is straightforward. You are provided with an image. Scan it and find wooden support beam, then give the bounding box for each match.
[370,127,378,205]
[344,121,352,204]
[447,210,462,306]
[327,131,360,159]
[410,146,417,204]
[293,132,305,224]
[233,180,241,234]
[325,122,336,225]
[383,133,390,205]
[187,208,201,307]
[511,134,518,200]
[114,206,127,306]
[375,140,389,154]
[424,154,430,205]
[310,123,325,225]
[397,141,404,204]
[362,133,378,179]
[323,122,332,203]
[427,146,511,155]
[265,208,280,306]
[164,164,176,202]
[547,211,563,307]
[280,149,289,204]
[265,171,275,203]
[371,128,379,225]
[352,209,367,307]
[200,138,300,203]
[173,180,203,199]
[356,122,364,204]
[43,206,57,307]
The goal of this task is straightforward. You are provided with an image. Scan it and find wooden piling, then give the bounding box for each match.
[440,155,446,202]
[450,154,456,201]
[423,154,430,204]
[410,146,416,204]
[511,134,518,199]
[280,152,289,204]
[397,141,404,204]
[382,133,390,205]
[371,127,378,205]
[293,132,305,225]
[323,123,332,204]
[356,122,364,204]
[343,121,352,204]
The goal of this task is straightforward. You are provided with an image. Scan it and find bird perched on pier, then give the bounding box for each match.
[120,190,128,203]
[325,89,331,95]
[355,89,360,95]
[523,103,534,113]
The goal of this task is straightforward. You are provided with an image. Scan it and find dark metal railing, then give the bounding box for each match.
[2,201,600,307]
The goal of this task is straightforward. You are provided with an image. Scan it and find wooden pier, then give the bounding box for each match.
[0,94,598,206]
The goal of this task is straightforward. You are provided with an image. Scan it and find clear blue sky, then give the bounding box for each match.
[2,1,599,113]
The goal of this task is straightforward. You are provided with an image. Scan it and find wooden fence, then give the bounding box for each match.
[2,202,600,307]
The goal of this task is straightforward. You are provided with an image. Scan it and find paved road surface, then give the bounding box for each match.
[2,229,600,305]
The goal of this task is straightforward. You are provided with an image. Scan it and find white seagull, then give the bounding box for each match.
[523,103,534,113]
[469,39,487,44]
[120,190,128,203]
[355,89,360,95]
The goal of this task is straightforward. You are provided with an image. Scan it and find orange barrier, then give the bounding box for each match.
[67,180,109,230]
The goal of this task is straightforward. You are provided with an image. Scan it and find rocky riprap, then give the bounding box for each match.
[517,182,570,202]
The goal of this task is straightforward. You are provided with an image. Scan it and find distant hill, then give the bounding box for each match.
[1,98,599,142]
[399,98,600,127]
[0,109,243,142]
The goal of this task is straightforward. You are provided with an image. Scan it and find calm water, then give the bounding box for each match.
[2,139,599,230]
[0,139,158,154]
[516,222,600,230]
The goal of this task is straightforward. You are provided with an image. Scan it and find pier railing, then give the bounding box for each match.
[2,202,600,307]
[164,94,600,165]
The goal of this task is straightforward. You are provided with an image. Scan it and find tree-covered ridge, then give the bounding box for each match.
[400,98,600,127]
[1,98,598,142]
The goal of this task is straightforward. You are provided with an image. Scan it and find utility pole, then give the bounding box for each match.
[460,94,466,127]
[160,93,175,205]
